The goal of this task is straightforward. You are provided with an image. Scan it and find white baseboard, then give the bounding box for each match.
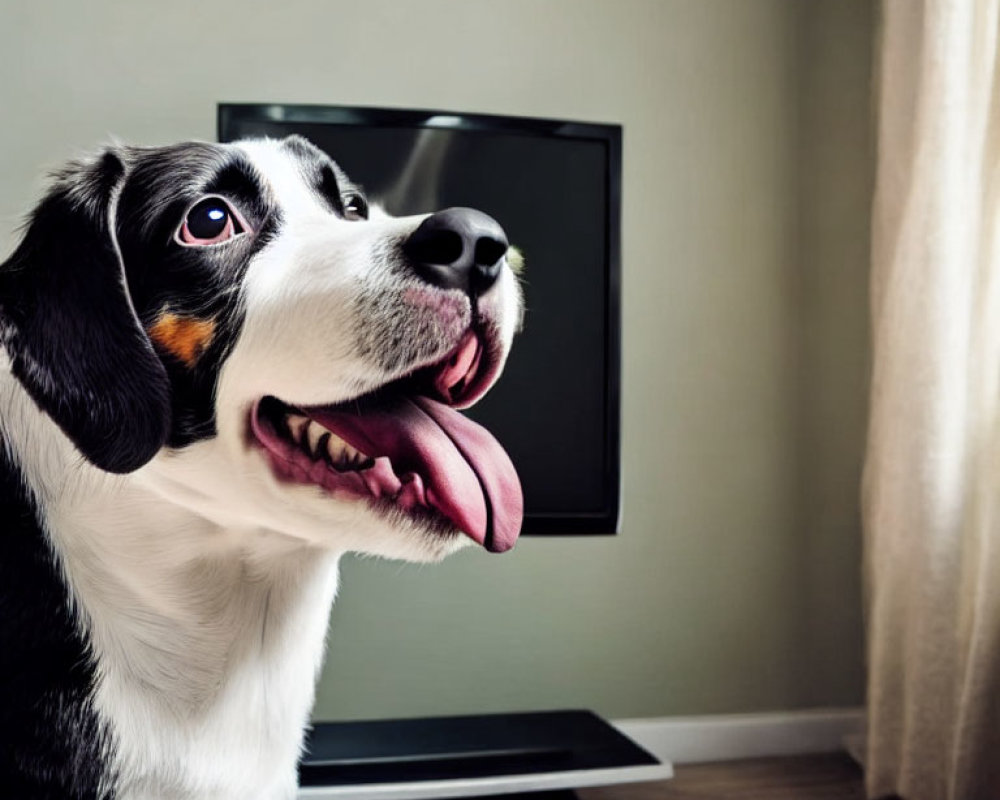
[612,707,865,765]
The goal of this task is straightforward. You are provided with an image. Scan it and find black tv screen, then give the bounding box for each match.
[219,105,621,534]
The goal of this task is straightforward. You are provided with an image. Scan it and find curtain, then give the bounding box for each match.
[863,2,1000,799]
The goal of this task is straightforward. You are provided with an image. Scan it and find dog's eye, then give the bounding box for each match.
[343,193,368,222]
[177,197,246,246]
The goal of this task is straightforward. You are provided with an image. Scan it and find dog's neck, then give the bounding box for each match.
[0,365,341,799]
[52,485,342,703]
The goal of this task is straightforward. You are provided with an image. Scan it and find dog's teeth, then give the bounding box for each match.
[328,434,357,462]
[305,421,325,457]
[325,432,348,463]
[353,451,376,470]
[324,432,371,469]
[286,414,309,445]
[284,413,372,468]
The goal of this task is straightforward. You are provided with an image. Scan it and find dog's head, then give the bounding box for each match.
[0,136,523,560]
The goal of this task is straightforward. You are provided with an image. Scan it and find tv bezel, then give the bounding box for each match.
[218,103,622,536]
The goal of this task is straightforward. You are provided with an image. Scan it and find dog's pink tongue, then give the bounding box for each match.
[309,397,522,552]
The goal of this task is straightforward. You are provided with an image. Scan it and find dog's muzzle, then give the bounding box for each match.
[250,207,523,553]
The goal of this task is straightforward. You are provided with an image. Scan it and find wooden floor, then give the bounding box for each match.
[575,753,866,799]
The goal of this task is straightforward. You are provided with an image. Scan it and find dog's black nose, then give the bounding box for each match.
[403,207,508,295]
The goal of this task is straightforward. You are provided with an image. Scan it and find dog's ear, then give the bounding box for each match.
[0,149,171,474]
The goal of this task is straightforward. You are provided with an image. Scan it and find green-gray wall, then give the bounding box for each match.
[0,0,873,721]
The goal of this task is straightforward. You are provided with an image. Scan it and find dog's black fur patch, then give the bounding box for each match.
[282,134,362,217]
[114,144,281,447]
[0,151,171,474]
[0,449,113,799]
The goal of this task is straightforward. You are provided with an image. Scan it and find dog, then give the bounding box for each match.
[0,135,524,799]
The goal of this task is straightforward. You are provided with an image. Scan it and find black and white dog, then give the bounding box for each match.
[0,136,523,799]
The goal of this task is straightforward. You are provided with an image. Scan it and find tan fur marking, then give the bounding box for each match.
[148,313,216,368]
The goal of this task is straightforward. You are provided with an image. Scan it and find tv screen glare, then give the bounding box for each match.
[219,105,622,534]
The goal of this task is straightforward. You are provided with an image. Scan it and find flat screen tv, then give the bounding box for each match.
[219,104,622,535]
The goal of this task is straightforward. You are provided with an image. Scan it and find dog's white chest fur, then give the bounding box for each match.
[49,471,341,799]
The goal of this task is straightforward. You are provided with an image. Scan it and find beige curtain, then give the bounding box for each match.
[864,2,1000,799]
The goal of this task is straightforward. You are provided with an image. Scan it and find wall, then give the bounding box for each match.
[793,0,873,709]
[0,0,873,720]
